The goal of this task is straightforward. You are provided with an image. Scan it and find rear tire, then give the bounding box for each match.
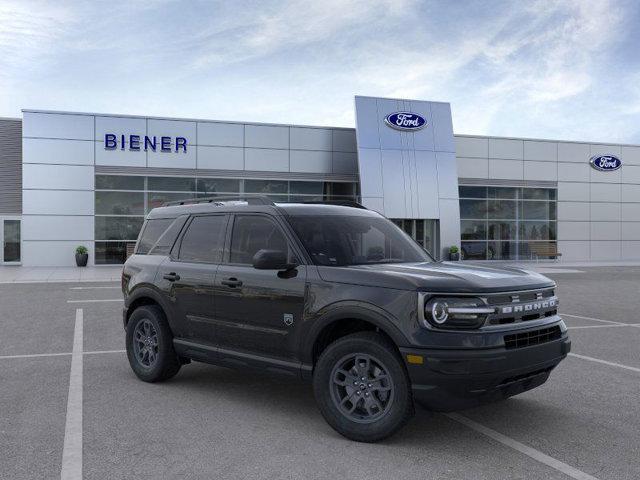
[313,331,414,442]
[126,305,181,382]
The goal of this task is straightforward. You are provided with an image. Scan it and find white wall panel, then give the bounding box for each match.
[332,152,358,174]
[380,150,407,218]
[415,150,439,219]
[244,148,289,171]
[290,150,332,173]
[488,159,523,180]
[197,146,243,170]
[197,122,243,147]
[354,98,380,149]
[454,136,488,158]
[357,149,383,198]
[439,198,461,250]
[558,202,589,221]
[558,142,590,163]
[621,146,640,165]
[590,222,620,240]
[290,127,332,151]
[22,215,93,241]
[622,223,640,240]
[361,197,384,214]
[524,141,557,161]
[558,182,589,202]
[22,240,93,267]
[591,144,621,157]
[622,165,640,183]
[430,102,454,152]
[23,138,94,166]
[332,130,357,152]
[95,145,146,167]
[23,112,93,140]
[95,116,146,142]
[558,162,590,182]
[376,98,404,151]
[245,125,289,149]
[590,166,621,184]
[457,157,488,178]
[590,203,620,221]
[489,139,523,160]
[622,203,640,221]
[590,183,620,203]
[622,241,640,258]
[23,164,94,190]
[590,241,621,260]
[23,190,94,215]
[147,119,196,141]
[436,152,459,199]
[557,222,589,240]
[147,149,195,169]
[622,184,640,202]
[557,241,589,261]
[523,161,557,181]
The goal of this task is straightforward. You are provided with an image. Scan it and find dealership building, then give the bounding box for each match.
[0,95,639,267]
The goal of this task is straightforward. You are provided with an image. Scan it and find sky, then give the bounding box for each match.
[1,0,639,143]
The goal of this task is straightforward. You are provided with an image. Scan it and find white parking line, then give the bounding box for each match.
[445,413,599,480]
[84,349,125,355]
[0,349,125,360]
[568,353,640,373]
[69,286,120,290]
[61,308,83,480]
[66,299,122,303]
[561,313,625,325]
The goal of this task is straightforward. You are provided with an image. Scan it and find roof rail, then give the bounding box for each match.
[301,200,368,209]
[163,195,276,207]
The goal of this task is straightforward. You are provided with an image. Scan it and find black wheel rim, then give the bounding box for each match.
[329,353,395,424]
[133,319,159,368]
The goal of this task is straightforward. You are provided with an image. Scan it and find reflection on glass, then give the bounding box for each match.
[461,220,486,240]
[488,221,517,240]
[95,191,144,215]
[488,200,517,219]
[95,175,144,190]
[459,186,487,198]
[3,220,20,262]
[95,217,144,241]
[488,187,518,199]
[461,242,487,260]
[460,200,488,219]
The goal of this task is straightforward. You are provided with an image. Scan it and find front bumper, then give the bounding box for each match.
[400,334,571,411]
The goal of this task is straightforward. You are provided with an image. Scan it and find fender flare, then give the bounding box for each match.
[301,302,410,365]
[124,284,172,325]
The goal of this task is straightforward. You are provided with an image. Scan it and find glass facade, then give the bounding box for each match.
[390,219,439,259]
[459,186,557,260]
[94,175,359,264]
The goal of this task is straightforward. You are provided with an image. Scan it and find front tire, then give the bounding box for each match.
[313,332,414,442]
[126,305,181,382]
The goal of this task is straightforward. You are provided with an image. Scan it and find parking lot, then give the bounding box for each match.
[1,266,639,480]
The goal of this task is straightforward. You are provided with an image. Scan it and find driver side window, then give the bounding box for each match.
[229,215,290,265]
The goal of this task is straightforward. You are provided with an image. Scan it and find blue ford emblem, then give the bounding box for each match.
[384,112,427,131]
[590,155,622,171]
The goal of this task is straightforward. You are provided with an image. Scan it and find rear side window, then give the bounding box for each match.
[149,216,188,255]
[178,215,227,263]
[229,215,289,264]
[136,218,174,254]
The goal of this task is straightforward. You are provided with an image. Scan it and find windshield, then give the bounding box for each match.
[287,214,433,266]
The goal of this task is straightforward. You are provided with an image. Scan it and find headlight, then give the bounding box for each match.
[422,296,494,329]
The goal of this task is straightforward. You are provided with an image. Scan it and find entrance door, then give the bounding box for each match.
[1,218,21,264]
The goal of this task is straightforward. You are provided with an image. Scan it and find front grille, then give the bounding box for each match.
[485,289,558,326]
[504,326,562,349]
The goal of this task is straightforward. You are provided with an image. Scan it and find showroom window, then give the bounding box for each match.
[459,186,557,260]
[94,175,358,264]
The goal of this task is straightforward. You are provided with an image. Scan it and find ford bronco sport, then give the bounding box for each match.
[122,196,570,442]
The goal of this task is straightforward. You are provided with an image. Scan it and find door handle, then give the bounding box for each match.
[221,277,243,288]
[163,272,180,282]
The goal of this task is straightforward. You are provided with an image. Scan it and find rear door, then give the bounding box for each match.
[157,214,228,343]
[213,214,307,361]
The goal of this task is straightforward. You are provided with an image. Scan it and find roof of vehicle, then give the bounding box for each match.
[146,197,380,219]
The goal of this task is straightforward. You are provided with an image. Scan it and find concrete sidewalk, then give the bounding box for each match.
[0,266,122,283]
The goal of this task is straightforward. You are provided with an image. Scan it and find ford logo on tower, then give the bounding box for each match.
[384,112,427,131]
[590,155,622,172]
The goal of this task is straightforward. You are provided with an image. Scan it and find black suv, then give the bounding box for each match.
[122,197,570,442]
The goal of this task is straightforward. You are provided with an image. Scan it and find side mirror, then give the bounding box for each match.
[252,249,297,270]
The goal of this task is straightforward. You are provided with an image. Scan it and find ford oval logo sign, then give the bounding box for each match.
[590,155,622,172]
[384,112,427,131]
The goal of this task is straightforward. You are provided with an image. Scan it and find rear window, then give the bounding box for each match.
[136,216,186,255]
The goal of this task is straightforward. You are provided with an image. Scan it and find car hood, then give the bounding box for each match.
[316,261,555,293]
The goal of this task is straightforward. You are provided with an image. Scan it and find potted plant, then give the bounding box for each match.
[75,245,88,267]
[449,245,460,261]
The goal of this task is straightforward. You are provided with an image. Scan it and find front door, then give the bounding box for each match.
[214,214,307,361]
[1,218,21,264]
